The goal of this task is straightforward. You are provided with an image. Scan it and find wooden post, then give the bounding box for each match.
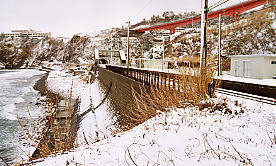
[144,71,146,84]
[157,73,160,87]
[164,74,167,89]
[173,75,176,90]
[147,71,149,85]
[168,75,171,90]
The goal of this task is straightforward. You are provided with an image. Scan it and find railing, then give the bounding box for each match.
[105,65,276,99]
[106,65,187,92]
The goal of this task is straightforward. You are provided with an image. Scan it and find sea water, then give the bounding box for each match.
[0,69,46,165]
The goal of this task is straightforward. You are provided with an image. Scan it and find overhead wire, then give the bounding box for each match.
[209,0,252,11]
[238,0,249,13]
[133,0,236,27]
[134,0,154,18]
[130,0,254,30]
[209,0,232,10]
[124,0,153,29]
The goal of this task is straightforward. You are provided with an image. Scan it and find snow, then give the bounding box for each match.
[0,69,45,79]
[170,32,182,41]
[46,69,86,99]
[229,54,276,58]
[34,84,276,165]
[45,68,115,147]
[133,24,150,30]
[25,6,276,164]
[77,79,115,146]
[217,74,276,87]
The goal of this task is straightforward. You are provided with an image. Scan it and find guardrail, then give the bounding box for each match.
[105,65,276,99]
[106,65,184,90]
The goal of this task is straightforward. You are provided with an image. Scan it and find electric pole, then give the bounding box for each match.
[162,37,165,71]
[218,13,222,76]
[200,0,209,71]
[127,21,130,75]
[110,33,113,65]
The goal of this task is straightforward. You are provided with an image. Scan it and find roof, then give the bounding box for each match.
[230,54,276,58]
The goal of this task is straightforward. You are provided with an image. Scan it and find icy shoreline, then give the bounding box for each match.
[27,69,276,166]
[0,69,48,165]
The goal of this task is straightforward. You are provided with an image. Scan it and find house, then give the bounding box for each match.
[230,54,276,79]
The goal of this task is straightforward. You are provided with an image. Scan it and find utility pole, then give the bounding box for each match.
[110,33,113,65]
[141,37,144,58]
[218,13,222,76]
[200,0,209,71]
[162,37,165,71]
[126,21,130,75]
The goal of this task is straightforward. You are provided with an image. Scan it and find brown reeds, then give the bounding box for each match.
[123,66,218,130]
[18,90,75,162]
[30,98,73,160]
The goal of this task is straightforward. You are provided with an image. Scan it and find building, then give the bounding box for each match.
[3,30,51,38]
[230,54,276,79]
[94,49,126,65]
[121,37,140,48]
[135,58,175,69]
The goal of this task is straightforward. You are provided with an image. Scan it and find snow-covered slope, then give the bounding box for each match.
[33,91,275,165]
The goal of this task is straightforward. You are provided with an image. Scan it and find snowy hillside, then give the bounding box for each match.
[0,35,95,68]
[172,7,276,58]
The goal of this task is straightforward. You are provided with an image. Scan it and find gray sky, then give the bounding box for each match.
[0,0,246,37]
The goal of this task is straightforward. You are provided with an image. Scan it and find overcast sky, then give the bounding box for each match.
[0,0,246,37]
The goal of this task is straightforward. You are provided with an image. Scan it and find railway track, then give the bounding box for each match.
[216,88,276,106]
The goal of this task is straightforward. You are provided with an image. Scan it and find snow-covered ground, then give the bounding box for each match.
[77,79,115,146]
[44,68,115,148]
[46,69,86,99]
[34,69,276,166]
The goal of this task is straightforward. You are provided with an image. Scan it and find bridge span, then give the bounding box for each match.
[134,0,271,34]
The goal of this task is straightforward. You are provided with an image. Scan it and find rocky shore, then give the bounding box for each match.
[29,70,80,162]
[33,73,49,97]
[33,72,61,100]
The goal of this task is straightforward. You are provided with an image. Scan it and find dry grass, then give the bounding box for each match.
[33,100,73,159]
[122,67,218,130]
[18,93,75,162]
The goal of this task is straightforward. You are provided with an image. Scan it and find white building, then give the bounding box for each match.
[230,54,276,79]
[121,37,140,45]
[94,49,126,65]
[3,30,51,38]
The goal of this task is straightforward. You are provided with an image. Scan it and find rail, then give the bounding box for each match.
[105,65,214,94]
[105,65,276,99]
[216,88,276,105]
